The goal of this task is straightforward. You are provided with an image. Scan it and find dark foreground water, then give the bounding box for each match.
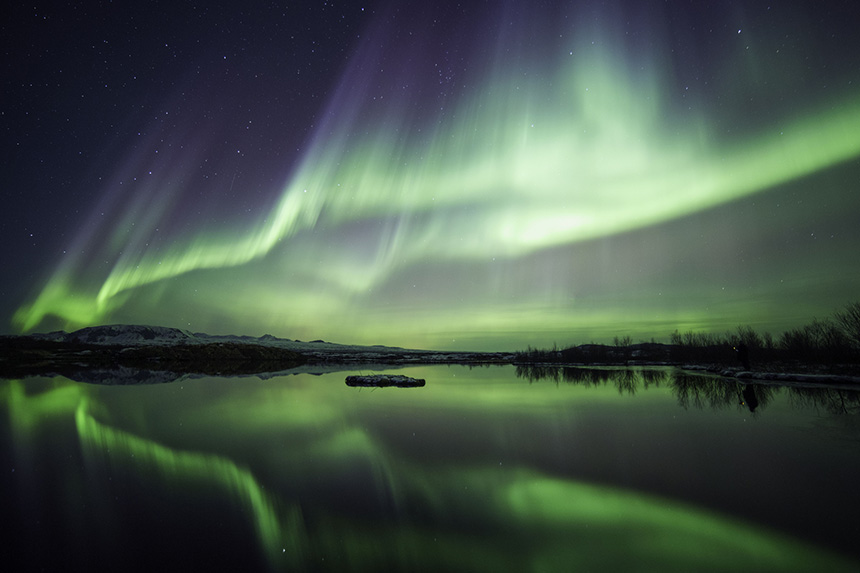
[3,365,859,572]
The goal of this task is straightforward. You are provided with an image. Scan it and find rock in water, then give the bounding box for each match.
[345,374,425,388]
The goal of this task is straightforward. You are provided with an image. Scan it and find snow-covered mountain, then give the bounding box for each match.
[62,324,197,345]
[22,323,510,363]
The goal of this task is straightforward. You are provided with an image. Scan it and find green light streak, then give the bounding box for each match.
[5,372,858,570]
[74,399,307,569]
[4,379,86,434]
[13,42,860,337]
[502,472,857,571]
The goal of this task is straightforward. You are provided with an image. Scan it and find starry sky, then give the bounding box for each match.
[3,1,860,351]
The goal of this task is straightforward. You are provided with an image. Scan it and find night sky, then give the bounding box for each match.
[3,1,860,350]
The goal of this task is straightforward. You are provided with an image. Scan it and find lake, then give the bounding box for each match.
[3,365,859,572]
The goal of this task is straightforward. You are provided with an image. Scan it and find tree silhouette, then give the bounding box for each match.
[834,301,860,352]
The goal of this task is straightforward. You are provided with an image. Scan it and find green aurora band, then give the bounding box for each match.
[13,31,860,348]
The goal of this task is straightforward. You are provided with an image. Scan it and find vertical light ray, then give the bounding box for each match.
[12,9,860,342]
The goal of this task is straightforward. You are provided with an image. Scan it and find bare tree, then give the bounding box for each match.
[834,301,860,351]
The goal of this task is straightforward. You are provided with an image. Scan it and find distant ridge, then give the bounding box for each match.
[19,323,443,355]
[45,324,197,345]
[24,323,425,352]
[1,323,515,383]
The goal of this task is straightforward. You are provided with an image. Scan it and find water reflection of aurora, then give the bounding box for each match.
[11,3,860,350]
[4,372,857,571]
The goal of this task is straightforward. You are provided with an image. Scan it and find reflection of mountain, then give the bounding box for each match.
[63,367,192,385]
[515,366,860,415]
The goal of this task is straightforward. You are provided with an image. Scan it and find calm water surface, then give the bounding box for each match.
[3,365,859,572]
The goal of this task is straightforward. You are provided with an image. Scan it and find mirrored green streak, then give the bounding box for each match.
[6,373,858,570]
[4,379,85,434]
[503,472,856,571]
[74,399,307,568]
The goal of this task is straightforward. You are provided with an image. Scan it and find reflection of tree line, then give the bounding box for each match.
[515,366,860,415]
[516,365,670,395]
[671,373,772,413]
[516,365,666,395]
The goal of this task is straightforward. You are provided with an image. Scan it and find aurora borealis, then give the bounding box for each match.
[5,2,860,349]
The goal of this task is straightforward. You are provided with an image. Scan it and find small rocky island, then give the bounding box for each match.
[345,374,426,388]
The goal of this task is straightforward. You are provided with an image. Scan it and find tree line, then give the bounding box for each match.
[517,301,860,368]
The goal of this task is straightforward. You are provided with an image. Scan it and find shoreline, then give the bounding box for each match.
[2,324,858,387]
